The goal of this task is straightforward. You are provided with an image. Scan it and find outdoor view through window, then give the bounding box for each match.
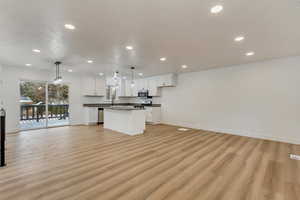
[20,81,69,130]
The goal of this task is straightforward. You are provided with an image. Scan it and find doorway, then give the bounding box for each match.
[19,80,70,130]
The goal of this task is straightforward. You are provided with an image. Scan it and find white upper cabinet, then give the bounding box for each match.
[82,77,96,96]
[119,73,177,97]
[124,80,132,96]
[147,77,160,97]
[138,79,147,91]
[124,80,138,97]
[95,78,106,96]
[82,77,105,96]
[122,80,130,97]
[132,81,138,96]
[156,73,177,87]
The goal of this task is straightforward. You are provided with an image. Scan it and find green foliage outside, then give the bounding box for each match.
[20,81,69,104]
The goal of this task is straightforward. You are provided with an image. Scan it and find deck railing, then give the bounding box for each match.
[20,104,69,122]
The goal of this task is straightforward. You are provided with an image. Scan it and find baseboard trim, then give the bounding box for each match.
[161,122,300,145]
[84,122,98,126]
[7,124,87,134]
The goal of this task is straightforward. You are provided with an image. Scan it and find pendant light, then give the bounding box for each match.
[130,67,135,87]
[112,71,121,88]
[53,61,62,84]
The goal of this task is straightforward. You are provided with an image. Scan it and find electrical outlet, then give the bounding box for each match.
[290,154,300,160]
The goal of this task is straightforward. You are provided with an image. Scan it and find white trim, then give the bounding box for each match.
[208,128,300,145]
[162,121,300,145]
[45,83,49,128]
[7,128,19,134]
[7,124,86,134]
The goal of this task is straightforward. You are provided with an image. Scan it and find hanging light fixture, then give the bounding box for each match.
[130,67,135,87]
[53,61,62,84]
[112,71,121,88]
[113,71,119,80]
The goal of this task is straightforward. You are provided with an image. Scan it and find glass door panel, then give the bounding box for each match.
[47,83,70,127]
[20,81,47,130]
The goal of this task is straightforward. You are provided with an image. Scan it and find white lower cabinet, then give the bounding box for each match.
[145,106,161,124]
[84,107,98,125]
[84,106,161,125]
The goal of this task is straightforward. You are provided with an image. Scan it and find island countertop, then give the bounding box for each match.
[83,103,161,108]
[104,106,145,111]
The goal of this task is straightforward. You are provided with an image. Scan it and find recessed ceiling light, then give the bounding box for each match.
[67,69,73,72]
[126,46,133,50]
[234,36,245,42]
[160,57,167,61]
[246,51,255,56]
[210,5,223,14]
[138,73,143,76]
[64,24,76,30]
[87,60,93,64]
[99,72,104,76]
[182,65,188,69]
[32,49,41,53]
[25,64,32,67]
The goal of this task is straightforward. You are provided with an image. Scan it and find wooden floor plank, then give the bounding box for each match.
[0,124,299,200]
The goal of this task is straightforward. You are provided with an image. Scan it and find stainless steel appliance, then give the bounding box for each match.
[98,108,104,124]
[138,90,149,97]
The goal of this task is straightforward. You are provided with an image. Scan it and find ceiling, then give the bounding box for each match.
[0,0,300,77]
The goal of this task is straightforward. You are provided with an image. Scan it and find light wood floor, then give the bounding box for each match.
[0,125,300,200]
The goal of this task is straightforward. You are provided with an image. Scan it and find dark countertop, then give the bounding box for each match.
[105,106,145,111]
[83,103,161,108]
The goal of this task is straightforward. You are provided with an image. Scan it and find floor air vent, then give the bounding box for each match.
[177,128,190,132]
[290,154,300,160]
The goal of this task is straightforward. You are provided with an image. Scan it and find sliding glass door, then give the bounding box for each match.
[20,81,47,130]
[20,80,69,130]
[47,83,69,127]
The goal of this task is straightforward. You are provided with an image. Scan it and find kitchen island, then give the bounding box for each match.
[104,106,146,135]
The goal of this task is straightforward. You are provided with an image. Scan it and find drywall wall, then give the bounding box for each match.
[0,65,84,133]
[0,64,160,133]
[161,56,300,144]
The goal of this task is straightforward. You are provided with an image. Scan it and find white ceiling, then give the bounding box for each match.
[0,0,300,77]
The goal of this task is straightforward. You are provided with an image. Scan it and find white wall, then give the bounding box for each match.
[0,64,161,133]
[161,56,300,144]
[2,56,300,144]
[0,65,84,133]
